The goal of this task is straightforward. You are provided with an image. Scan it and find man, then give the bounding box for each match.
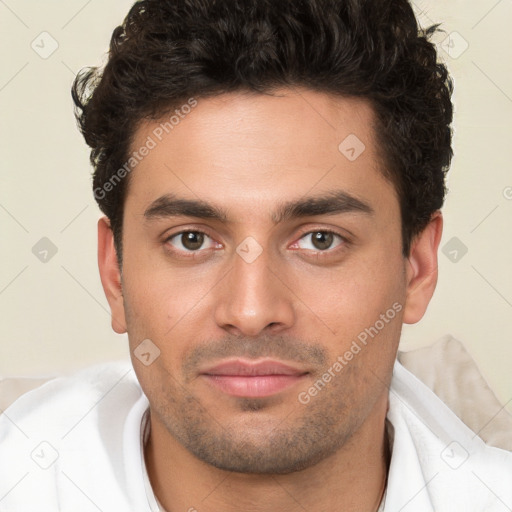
[1,0,511,510]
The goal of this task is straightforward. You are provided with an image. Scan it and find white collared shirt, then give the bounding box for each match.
[0,360,510,511]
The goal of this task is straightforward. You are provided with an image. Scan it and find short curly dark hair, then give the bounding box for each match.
[72,0,453,262]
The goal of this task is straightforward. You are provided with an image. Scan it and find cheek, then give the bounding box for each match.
[122,250,211,332]
[296,253,404,329]
[122,275,191,394]
[286,245,406,368]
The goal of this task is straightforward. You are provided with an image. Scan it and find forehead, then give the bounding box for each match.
[125,88,398,219]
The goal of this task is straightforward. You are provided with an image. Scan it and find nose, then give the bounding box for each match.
[213,246,296,337]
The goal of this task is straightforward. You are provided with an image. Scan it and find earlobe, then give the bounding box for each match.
[97,217,127,334]
[402,211,443,324]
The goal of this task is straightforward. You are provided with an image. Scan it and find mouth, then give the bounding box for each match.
[199,358,310,398]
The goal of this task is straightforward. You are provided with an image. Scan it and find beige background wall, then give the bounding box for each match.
[1,1,511,411]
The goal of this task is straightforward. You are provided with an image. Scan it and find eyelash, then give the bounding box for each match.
[163,228,349,258]
[164,229,220,259]
[291,229,348,253]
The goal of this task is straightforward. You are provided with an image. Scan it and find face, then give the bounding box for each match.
[99,88,438,474]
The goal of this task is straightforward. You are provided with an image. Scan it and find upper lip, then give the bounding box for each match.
[199,358,308,376]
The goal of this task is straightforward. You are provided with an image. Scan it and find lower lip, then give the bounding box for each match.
[202,374,307,398]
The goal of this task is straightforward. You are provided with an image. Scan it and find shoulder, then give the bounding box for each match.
[386,360,512,512]
[0,361,149,511]
[1,361,140,438]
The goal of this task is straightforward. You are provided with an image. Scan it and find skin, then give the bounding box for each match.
[98,88,442,512]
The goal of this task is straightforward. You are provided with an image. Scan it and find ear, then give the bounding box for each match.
[402,211,443,324]
[98,217,127,334]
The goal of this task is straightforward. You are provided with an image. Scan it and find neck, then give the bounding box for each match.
[145,395,390,512]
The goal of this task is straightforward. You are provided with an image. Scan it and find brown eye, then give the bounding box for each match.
[181,232,204,250]
[311,232,334,250]
[296,231,344,251]
[168,231,213,252]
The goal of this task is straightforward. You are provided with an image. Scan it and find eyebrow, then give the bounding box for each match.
[272,190,374,223]
[143,190,374,223]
